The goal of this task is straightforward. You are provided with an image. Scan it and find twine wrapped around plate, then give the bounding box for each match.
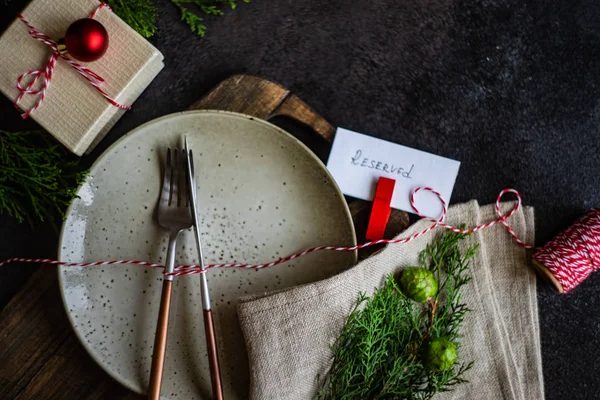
[2,188,600,295]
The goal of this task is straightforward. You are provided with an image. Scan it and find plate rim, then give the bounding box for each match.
[56,109,357,395]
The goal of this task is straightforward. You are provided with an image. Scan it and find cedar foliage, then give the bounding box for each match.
[316,230,477,400]
[107,0,249,38]
[0,130,87,224]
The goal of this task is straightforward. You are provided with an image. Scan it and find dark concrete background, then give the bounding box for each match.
[1,0,599,398]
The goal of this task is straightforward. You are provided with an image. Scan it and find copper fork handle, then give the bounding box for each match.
[148,280,174,400]
[204,309,223,400]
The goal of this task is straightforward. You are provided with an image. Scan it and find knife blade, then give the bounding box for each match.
[184,136,223,400]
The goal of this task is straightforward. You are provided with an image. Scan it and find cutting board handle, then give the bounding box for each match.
[189,75,336,142]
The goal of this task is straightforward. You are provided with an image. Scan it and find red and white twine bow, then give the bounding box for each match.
[14,3,130,119]
[0,188,530,277]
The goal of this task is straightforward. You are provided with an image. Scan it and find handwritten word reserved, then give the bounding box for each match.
[350,150,414,178]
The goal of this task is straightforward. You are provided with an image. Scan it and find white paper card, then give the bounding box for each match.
[327,127,461,218]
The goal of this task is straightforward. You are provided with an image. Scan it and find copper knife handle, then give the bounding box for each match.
[203,309,223,400]
[148,280,174,400]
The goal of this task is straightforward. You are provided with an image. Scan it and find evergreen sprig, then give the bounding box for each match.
[171,0,249,36]
[108,0,158,38]
[0,130,87,224]
[3,0,250,38]
[316,230,477,400]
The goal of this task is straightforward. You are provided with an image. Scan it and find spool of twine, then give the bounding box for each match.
[532,209,600,294]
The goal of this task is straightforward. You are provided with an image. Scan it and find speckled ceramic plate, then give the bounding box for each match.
[57,110,356,399]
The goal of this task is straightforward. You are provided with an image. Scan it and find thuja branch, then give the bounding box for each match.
[0,130,87,224]
[424,297,437,341]
[4,0,250,38]
[108,0,158,38]
[316,229,477,400]
[171,0,250,36]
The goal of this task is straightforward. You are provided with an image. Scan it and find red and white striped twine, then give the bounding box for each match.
[0,188,528,275]
[14,3,130,119]
[1,187,598,293]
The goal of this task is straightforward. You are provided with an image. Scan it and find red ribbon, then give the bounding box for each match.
[14,3,131,119]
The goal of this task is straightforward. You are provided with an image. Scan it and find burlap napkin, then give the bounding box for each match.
[237,200,544,400]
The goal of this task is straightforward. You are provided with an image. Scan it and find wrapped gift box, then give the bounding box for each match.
[0,0,164,155]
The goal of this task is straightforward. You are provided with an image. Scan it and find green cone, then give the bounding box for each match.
[421,338,458,371]
[399,267,438,302]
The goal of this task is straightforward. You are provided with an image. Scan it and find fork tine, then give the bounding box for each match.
[165,148,172,206]
[173,148,179,207]
[177,148,183,208]
[189,149,195,197]
[171,148,177,207]
[180,149,188,208]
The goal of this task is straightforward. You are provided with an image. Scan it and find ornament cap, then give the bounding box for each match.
[56,38,68,55]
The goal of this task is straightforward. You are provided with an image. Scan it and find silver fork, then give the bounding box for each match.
[148,148,193,400]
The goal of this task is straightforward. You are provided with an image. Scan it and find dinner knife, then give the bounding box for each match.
[184,137,224,400]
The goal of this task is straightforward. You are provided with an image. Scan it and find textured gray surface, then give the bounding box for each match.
[1,0,600,398]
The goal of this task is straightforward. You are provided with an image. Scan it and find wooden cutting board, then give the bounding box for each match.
[0,75,409,400]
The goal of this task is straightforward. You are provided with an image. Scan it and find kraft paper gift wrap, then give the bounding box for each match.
[237,201,545,400]
[0,0,164,155]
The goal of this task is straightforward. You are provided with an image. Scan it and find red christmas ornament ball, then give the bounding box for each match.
[64,18,109,62]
